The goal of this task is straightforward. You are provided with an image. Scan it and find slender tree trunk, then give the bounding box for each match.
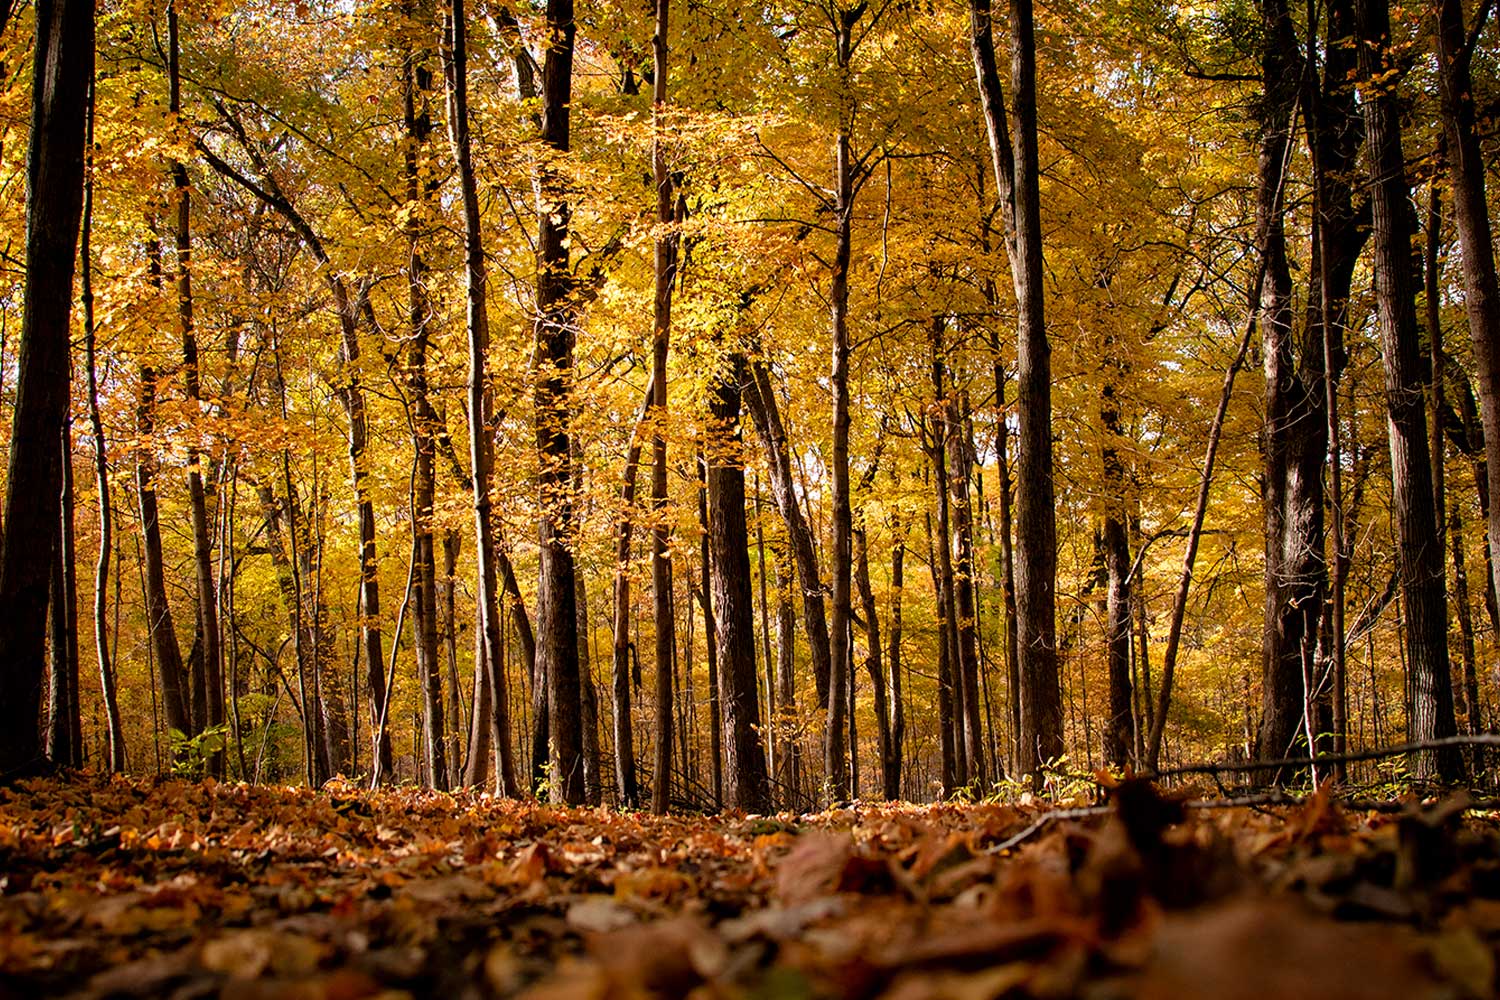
[950,392,987,785]
[1100,370,1133,769]
[577,575,602,805]
[746,361,832,717]
[610,383,654,807]
[48,421,81,768]
[698,455,724,807]
[854,524,890,799]
[0,0,92,778]
[137,241,192,748]
[1356,0,1460,781]
[526,0,584,805]
[409,1,447,790]
[1436,0,1500,658]
[923,505,958,795]
[81,82,124,770]
[446,0,518,796]
[707,354,770,812]
[885,518,905,799]
[971,0,1057,781]
[650,0,678,814]
[166,4,223,774]
[773,543,800,807]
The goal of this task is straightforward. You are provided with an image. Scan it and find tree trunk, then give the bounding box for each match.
[950,392,987,786]
[745,360,832,719]
[81,87,125,770]
[1436,0,1500,661]
[532,0,584,805]
[446,0,519,796]
[773,543,801,807]
[853,524,890,799]
[649,0,678,815]
[1355,0,1460,781]
[47,423,81,768]
[1100,370,1133,770]
[609,382,654,807]
[0,0,92,778]
[409,0,447,791]
[705,354,771,812]
[885,518,905,799]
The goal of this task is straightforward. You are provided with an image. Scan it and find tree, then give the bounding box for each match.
[0,0,94,780]
[970,0,1057,782]
[1354,0,1459,781]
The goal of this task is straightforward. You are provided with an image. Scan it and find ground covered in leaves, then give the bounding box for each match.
[2,775,1499,999]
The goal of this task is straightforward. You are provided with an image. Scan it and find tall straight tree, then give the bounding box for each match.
[1435,0,1500,626]
[707,353,770,812]
[1354,0,1460,780]
[446,0,519,797]
[532,0,585,805]
[969,0,1058,781]
[0,0,93,780]
[167,2,223,771]
[1254,0,1324,767]
[648,0,679,815]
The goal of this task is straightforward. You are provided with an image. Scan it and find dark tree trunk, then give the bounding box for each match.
[532,0,584,805]
[950,392,987,786]
[1436,0,1500,649]
[81,89,125,770]
[746,361,832,717]
[854,524,891,799]
[609,384,654,807]
[166,4,223,775]
[1100,371,1133,770]
[773,544,801,806]
[1255,0,1321,769]
[1355,0,1460,781]
[885,518,905,799]
[138,243,192,748]
[707,354,770,812]
[698,457,723,807]
[0,0,92,778]
[48,423,81,768]
[409,0,446,791]
[446,0,519,796]
[649,0,678,815]
[971,0,1057,782]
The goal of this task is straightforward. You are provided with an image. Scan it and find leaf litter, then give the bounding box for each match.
[0,773,1496,998]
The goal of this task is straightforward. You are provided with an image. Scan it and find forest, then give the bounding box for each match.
[1,0,1500,812]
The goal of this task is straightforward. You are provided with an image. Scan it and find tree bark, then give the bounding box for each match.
[1355,0,1460,781]
[446,0,519,796]
[649,0,678,815]
[0,0,92,779]
[1436,0,1500,656]
[707,354,771,812]
[532,0,585,805]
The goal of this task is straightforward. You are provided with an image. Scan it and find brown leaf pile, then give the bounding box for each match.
[1,774,1497,999]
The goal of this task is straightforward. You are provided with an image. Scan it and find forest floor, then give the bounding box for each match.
[0,774,1497,999]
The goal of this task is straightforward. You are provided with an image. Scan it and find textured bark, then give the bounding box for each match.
[81,97,126,770]
[1100,373,1133,770]
[609,382,654,807]
[971,0,1057,781]
[1436,0,1500,652]
[0,0,93,778]
[167,4,223,774]
[928,325,963,792]
[1254,0,1319,769]
[885,520,905,799]
[533,0,584,805]
[47,425,81,768]
[705,355,770,812]
[649,0,677,815]
[409,0,446,791]
[1355,0,1460,781]
[950,394,987,786]
[854,525,891,799]
[773,545,801,805]
[138,244,192,748]
[447,0,518,796]
[745,361,832,714]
